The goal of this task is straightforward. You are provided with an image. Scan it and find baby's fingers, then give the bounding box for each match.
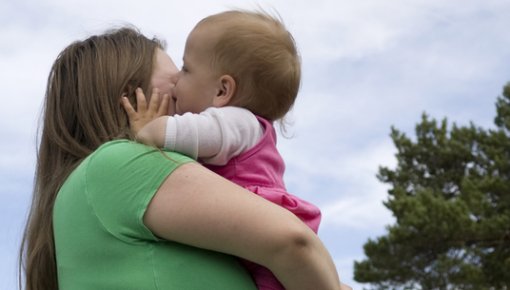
[135,88,148,112]
[121,96,136,117]
[157,94,170,117]
[147,88,161,113]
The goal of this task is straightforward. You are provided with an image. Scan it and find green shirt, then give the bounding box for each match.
[53,140,257,290]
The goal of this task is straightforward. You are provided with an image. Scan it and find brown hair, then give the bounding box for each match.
[197,9,301,122]
[19,27,163,290]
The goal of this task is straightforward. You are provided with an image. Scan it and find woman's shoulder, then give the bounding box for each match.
[87,139,194,172]
[94,139,147,155]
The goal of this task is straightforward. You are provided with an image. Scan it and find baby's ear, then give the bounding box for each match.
[213,74,236,107]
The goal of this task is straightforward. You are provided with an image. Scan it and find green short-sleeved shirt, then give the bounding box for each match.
[53,140,257,290]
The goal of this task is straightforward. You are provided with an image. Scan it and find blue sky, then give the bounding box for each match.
[2,0,510,288]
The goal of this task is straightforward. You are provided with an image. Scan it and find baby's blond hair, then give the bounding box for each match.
[196,9,301,122]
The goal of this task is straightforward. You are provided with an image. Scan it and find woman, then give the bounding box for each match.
[20,26,348,290]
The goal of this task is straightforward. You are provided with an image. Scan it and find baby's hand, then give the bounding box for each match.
[121,88,169,136]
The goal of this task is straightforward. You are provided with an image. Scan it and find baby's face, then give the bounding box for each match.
[173,26,221,115]
[150,48,179,115]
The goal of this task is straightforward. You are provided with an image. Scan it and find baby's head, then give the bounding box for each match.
[176,9,301,121]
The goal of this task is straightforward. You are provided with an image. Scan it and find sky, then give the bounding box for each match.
[1,0,510,288]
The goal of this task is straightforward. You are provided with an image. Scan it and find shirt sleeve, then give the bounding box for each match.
[84,140,194,242]
[164,107,263,165]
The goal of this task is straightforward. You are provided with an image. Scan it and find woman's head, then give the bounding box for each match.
[21,26,170,290]
[44,27,165,157]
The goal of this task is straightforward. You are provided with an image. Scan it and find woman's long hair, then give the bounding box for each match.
[19,27,163,290]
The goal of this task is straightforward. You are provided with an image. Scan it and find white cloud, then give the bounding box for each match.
[321,189,393,230]
[280,135,396,231]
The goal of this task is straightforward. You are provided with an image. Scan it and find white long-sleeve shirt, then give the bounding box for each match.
[164,106,264,166]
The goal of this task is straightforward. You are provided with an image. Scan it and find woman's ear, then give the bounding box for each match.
[213,75,236,107]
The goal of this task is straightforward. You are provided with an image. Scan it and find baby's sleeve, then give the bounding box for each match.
[165,107,263,165]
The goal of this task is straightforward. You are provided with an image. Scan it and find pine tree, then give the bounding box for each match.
[354,83,510,289]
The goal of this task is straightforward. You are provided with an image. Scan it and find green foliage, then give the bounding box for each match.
[354,82,510,289]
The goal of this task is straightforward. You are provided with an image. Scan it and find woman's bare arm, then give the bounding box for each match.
[144,162,342,290]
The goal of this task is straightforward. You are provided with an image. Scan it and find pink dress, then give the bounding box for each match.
[205,116,321,290]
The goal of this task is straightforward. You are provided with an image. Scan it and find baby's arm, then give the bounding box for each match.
[121,89,262,164]
[166,107,262,165]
